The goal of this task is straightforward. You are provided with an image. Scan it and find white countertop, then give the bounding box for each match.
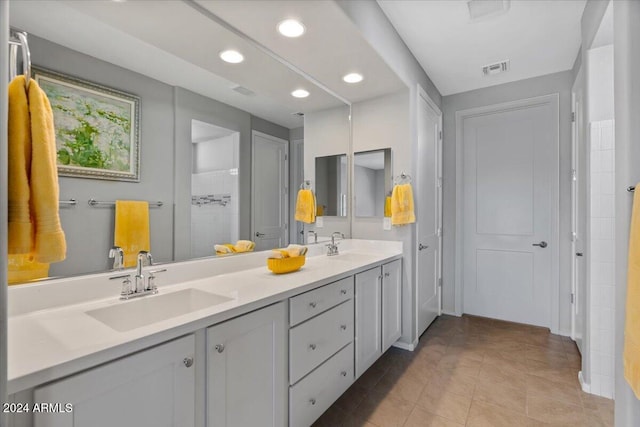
[8,240,402,394]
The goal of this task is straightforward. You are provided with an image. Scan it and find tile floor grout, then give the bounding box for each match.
[312,314,614,427]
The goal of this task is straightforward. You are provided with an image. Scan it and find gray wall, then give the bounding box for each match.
[354,165,377,217]
[29,35,176,277]
[442,71,574,334]
[614,1,640,424]
[251,116,289,142]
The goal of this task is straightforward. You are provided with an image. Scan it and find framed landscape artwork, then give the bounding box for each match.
[34,67,141,182]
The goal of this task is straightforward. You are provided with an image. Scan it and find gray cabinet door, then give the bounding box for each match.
[207,302,287,427]
[34,335,196,427]
[382,259,402,351]
[355,267,382,378]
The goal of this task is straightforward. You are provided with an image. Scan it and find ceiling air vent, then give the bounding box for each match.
[230,85,256,97]
[291,112,304,117]
[467,0,510,22]
[482,60,510,76]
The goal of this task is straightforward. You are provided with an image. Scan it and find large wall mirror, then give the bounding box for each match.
[8,0,351,281]
[354,149,392,218]
[315,154,348,217]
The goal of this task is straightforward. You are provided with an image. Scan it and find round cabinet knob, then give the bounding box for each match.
[309,398,316,406]
[341,371,347,377]
[309,302,317,308]
[384,272,390,277]
[309,344,317,350]
[340,325,347,331]
[215,344,225,353]
[340,289,347,295]
[419,243,429,251]
[183,357,194,368]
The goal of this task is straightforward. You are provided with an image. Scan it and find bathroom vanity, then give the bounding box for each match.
[6,240,402,427]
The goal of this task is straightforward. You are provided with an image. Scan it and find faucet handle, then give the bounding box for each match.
[110,273,132,298]
[146,268,166,291]
[109,246,124,270]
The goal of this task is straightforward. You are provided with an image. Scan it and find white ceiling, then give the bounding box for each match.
[378,0,586,96]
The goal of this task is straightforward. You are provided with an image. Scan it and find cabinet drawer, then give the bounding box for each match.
[290,276,354,326]
[290,342,354,427]
[290,300,354,384]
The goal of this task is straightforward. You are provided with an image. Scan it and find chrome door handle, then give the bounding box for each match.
[419,244,428,251]
[576,252,584,257]
[532,241,548,248]
[255,232,265,237]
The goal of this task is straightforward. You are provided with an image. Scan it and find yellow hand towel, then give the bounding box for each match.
[384,196,392,218]
[269,249,290,259]
[234,240,255,253]
[316,204,324,217]
[29,78,66,263]
[114,200,150,268]
[624,186,640,398]
[295,189,316,224]
[391,183,416,225]
[215,244,235,255]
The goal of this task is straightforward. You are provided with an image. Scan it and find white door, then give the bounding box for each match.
[207,302,287,427]
[462,96,558,327]
[572,69,586,352]
[290,139,304,244]
[34,335,195,427]
[252,131,288,251]
[417,90,442,337]
[355,267,382,378]
[382,259,402,351]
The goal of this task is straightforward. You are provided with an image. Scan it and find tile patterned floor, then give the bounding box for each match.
[313,315,614,427]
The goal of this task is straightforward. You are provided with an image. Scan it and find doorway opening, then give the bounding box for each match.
[190,120,240,258]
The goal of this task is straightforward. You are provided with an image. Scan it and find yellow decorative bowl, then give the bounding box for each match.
[267,256,306,274]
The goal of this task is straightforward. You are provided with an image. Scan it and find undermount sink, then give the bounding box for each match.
[86,288,233,332]
[327,253,377,263]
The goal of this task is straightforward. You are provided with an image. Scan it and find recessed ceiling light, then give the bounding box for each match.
[219,50,244,64]
[291,89,310,98]
[278,19,306,38]
[343,73,364,84]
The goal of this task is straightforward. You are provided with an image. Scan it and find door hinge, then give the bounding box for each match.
[439,130,443,140]
[285,223,288,230]
[437,177,443,188]
[571,231,577,242]
[437,227,442,237]
[571,293,575,304]
[284,154,288,160]
[571,112,575,122]
[571,169,577,181]
[438,278,443,288]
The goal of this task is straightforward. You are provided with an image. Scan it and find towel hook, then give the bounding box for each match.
[9,31,31,90]
[300,180,312,190]
[394,172,412,185]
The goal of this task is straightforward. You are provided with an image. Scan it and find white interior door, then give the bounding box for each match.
[462,96,558,328]
[290,139,304,244]
[417,90,442,337]
[572,69,586,352]
[252,131,288,251]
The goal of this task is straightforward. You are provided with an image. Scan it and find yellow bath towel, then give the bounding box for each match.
[624,186,640,398]
[8,76,66,284]
[391,183,416,225]
[7,254,50,285]
[234,240,255,253]
[384,196,392,218]
[295,189,316,224]
[29,78,66,263]
[114,200,150,268]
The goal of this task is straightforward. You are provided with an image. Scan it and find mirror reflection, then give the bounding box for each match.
[354,149,392,218]
[8,0,351,282]
[315,154,348,217]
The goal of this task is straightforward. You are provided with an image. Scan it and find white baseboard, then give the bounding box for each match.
[554,328,572,337]
[579,371,591,393]
[392,340,417,351]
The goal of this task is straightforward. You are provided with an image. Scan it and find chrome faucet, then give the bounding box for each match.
[135,251,154,293]
[109,246,124,271]
[307,230,318,244]
[326,232,344,256]
[110,251,165,300]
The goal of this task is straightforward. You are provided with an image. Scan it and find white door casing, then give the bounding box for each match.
[456,94,559,329]
[290,139,304,244]
[252,131,289,251]
[416,86,442,338]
